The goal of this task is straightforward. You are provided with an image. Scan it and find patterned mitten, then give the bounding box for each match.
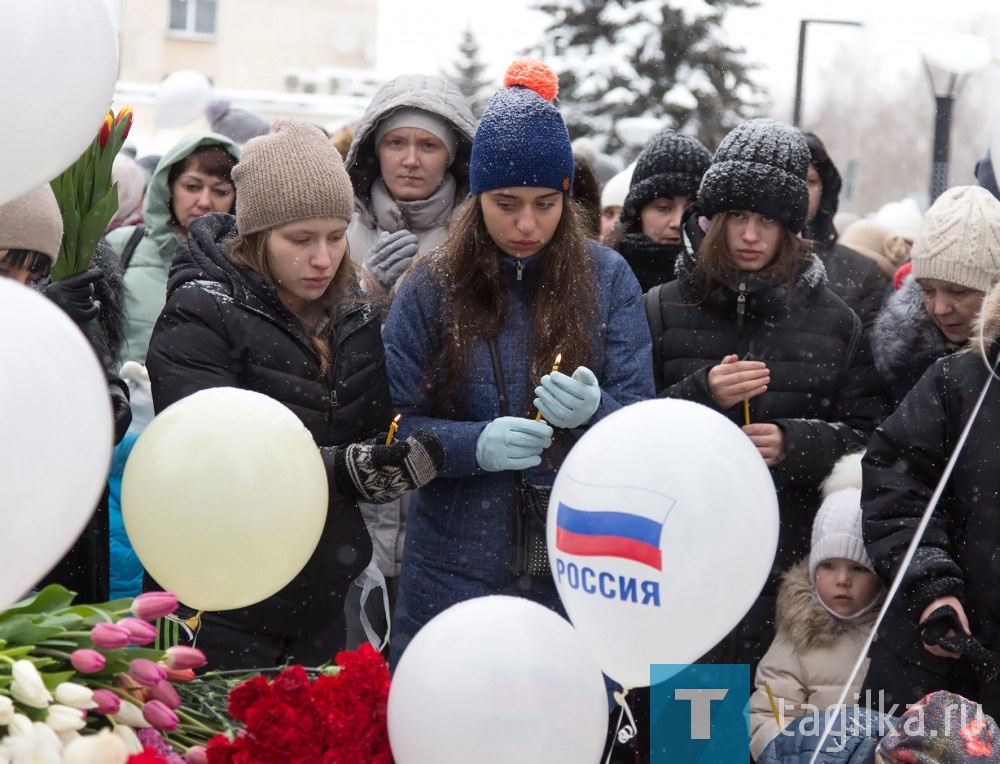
[330,431,444,503]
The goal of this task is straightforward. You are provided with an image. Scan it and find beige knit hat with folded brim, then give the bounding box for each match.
[0,184,64,264]
[910,185,1000,292]
[233,119,354,234]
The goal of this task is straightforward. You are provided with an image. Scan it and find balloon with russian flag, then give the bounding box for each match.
[548,398,779,689]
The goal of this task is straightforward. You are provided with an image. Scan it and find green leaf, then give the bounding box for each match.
[49,178,81,282]
[76,185,119,271]
[0,615,69,644]
[40,670,75,690]
[0,586,77,618]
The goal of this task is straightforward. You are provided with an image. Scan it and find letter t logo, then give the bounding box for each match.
[674,688,729,739]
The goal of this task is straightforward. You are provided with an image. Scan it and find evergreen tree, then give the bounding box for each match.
[448,25,492,118]
[532,0,766,155]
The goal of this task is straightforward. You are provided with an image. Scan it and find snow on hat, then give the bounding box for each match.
[622,128,711,222]
[233,119,354,234]
[875,690,1000,763]
[910,185,1000,293]
[470,58,574,195]
[809,452,871,584]
[0,184,64,265]
[374,107,459,163]
[601,162,636,210]
[874,198,922,243]
[698,118,810,233]
[840,219,910,279]
[205,98,270,146]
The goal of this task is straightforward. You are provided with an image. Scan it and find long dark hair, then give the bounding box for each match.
[228,230,359,374]
[691,211,811,300]
[431,193,599,416]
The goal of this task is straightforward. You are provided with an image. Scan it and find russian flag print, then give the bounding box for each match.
[555,502,669,571]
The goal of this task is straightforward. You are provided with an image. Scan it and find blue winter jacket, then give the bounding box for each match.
[757,707,895,764]
[383,242,655,659]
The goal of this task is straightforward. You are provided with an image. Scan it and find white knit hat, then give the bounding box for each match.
[910,185,1000,293]
[809,452,872,584]
[600,162,636,209]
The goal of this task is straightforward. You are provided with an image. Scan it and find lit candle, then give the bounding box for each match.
[743,398,751,426]
[385,414,401,445]
[535,353,563,422]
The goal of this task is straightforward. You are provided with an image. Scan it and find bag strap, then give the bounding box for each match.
[119,223,146,273]
[487,338,527,487]
[644,283,664,380]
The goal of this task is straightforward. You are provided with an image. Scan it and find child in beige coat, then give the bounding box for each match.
[750,452,885,760]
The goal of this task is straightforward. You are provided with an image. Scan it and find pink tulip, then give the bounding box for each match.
[91,689,121,715]
[116,617,158,645]
[163,646,207,671]
[142,700,178,731]
[70,649,106,674]
[185,745,208,764]
[130,592,178,621]
[129,658,166,688]
[147,679,181,710]
[91,622,130,650]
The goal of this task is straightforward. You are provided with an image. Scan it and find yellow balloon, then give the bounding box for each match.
[122,387,328,611]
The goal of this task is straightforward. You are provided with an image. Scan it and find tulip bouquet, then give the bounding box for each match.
[48,106,133,282]
[0,585,211,763]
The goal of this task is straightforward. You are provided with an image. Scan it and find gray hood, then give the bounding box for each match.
[344,74,476,199]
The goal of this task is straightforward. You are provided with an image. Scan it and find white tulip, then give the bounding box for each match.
[7,713,34,736]
[0,695,13,725]
[44,704,87,732]
[110,700,150,729]
[112,724,144,754]
[10,660,52,708]
[63,729,130,764]
[54,682,97,710]
[31,720,63,747]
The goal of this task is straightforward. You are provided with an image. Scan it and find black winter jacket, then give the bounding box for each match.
[145,213,390,635]
[647,214,888,576]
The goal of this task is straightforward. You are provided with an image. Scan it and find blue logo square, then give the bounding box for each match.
[649,664,749,763]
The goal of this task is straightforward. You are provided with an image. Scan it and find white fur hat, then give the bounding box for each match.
[600,162,636,210]
[809,452,872,583]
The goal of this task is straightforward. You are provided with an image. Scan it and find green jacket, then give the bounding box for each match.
[106,132,241,365]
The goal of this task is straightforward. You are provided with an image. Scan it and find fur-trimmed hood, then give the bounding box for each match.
[972,281,1000,355]
[872,275,951,389]
[776,560,876,651]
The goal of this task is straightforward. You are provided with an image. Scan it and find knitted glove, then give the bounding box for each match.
[921,605,1000,681]
[363,230,419,290]
[330,430,443,503]
[475,416,553,472]
[533,366,601,429]
[43,268,104,324]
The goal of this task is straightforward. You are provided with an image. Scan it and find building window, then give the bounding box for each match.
[169,0,216,37]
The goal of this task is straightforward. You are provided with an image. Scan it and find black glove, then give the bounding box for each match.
[328,430,444,503]
[921,604,1000,681]
[44,268,104,325]
[109,378,132,445]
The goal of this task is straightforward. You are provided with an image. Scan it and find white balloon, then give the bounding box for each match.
[548,399,779,688]
[388,596,608,764]
[121,387,328,611]
[0,280,113,608]
[0,0,119,205]
[155,70,215,128]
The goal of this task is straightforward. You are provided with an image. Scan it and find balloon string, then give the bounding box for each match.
[184,610,204,631]
[604,687,637,764]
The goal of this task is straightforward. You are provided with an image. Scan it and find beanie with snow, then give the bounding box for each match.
[233,119,354,234]
[698,118,810,233]
[0,184,64,265]
[910,185,1000,293]
[470,58,574,195]
[622,128,711,222]
[205,98,271,146]
[809,452,872,584]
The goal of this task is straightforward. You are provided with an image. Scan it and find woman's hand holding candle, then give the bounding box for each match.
[533,365,601,429]
[707,354,769,410]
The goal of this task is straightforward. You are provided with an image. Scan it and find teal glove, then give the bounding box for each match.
[534,366,601,429]
[475,416,553,472]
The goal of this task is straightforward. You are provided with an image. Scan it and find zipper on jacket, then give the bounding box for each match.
[736,281,747,332]
[516,261,524,281]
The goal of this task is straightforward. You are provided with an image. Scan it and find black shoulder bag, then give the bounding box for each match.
[486,338,553,579]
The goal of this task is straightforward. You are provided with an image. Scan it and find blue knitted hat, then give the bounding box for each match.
[470,59,574,195]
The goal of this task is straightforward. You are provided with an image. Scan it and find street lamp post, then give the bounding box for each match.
[919,33,991,203]
[793,18,862,128]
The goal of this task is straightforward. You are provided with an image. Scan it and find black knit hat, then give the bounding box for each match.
[622,128,711,221]
[697,118,810,233]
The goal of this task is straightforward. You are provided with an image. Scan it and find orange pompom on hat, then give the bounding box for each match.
[470,58,574,195]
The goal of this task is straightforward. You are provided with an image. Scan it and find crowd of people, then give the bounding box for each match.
[4,55,1000,763]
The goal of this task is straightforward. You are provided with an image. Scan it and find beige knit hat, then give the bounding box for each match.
[910,185,1000,292]
[0,185,64,264]
[233,119,354,235]
[839,219,909,279]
